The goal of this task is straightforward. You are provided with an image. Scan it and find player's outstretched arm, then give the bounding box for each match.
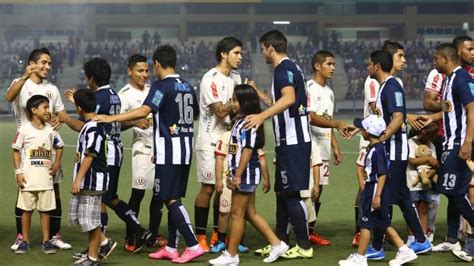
[407,112,442,131]
[245,78,272,107]
[95,105,152,124]
[57,111,84,132]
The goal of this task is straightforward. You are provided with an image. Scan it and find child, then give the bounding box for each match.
[211,124,270,254]
[69,89,109,265]
[12,95,63,255]
[209,84,288,265]
[406,122,440,245]
[339,115,418,266]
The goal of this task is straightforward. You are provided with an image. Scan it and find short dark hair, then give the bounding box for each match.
[452,35,472,50]
[128,54,147,69]
[370,50,393,73]
[215,37,243,62]
[382,40,404,56]
[435,43,458,62]
[83,57,111,87]
[258,30,287,53]
[311,50,334,72]
[26,95,49,118]
[28,48,50,63]
[153,45,177,69]
[73,89,97,113]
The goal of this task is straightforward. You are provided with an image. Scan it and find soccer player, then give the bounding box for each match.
[306,50,347,247]
[12,95,63,255]
[414,43,474,262]
[118,54,165,251]
[5,48,73,251]
[194,37,243,251]
[61,58,151,254]
[69,89,109,265]
[94,45,205,263]
[245,29,313,258]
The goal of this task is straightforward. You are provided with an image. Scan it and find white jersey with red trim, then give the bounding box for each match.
[360,76,380,149]
[195,67,241,151]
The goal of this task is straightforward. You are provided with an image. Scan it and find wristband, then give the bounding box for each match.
[15,168,23,175]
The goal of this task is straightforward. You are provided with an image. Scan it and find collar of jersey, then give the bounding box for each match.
[380,75,393,87]
[163,74,180,79]
[451,66,462,76]
[277,57,290,66]
[97,84,111,90]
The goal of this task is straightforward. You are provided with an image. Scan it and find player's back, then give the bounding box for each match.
[95,85,121,142]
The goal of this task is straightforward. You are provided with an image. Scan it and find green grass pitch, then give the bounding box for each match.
[0,118,461,265]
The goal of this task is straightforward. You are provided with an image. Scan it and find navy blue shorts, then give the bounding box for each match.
[238,183,257,193]
[274,143,311,193]
[387,160,411,205]
[436,147,471,196]
[358,182,391,230]
[102,165,121,203]
[154,164,190,201]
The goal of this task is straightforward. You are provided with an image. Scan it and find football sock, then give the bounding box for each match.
[286,196,310,249]
[213,200,219,233]
[113,200,142,233]
[149,195,164,238]
[399,199,426,242]
[275,195,290,244]
[372,228,384,251]
[194,206,209,235]
[169,200,198,247]
[15,207,23,235]
[355,206,360,233]
[126,188,145,239]
[100,212,108,233]
[167,212,179,249]
[49,196,62,237]
[218,232,226,242]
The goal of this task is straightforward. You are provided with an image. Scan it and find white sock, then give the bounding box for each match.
[88,255,98,261]
[165,246,177,253]
[100,238,108,247]
[355,253,365,258]
[188,244,199,251]
[399,245,410,252]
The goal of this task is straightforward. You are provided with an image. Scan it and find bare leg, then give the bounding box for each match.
[39,211,50,243]
[21,211,32,243]
[227,192,250,256]
[88,227,101,260]
[245,193,281,246]
[385,226,405,249]
[357,228,371,255]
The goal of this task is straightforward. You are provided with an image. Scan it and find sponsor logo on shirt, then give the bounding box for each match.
[287,71,294,83]
[211,82,218,99]
[151,90,163,106]
[169,124,180,135]
[395,92,403,107]
[469,82,474,96]
[298,104,306,115]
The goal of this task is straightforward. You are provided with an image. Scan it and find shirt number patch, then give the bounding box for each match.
[395,92,403,107]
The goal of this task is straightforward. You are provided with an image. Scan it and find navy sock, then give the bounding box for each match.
[149,195,164,238]
[314,201,321,217]
[308,221,315,235]
[169,200,198,247]
[112,200,143,234]
[218,232,226,242]
[275,195,290,243]
[213,200,219,233]
[399,199,426,242]
[15,207,23,235]
[355,206,360,233]
[372,228,384,251]
[126,189,145,239]
[451,196,474,229]
[194,206,209,235]
[285,196,310,249]
[167,212,179,249]
[101,212,108,233]
[49,196,62,237]
[447,198,460,240]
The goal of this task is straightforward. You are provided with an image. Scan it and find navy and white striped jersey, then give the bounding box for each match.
[95,85,123,166]
[143,74,198,165]
[228,118,262,185]
[271,58,311,147]
[364,142,389,183]
[376,76,408,161]
[73,120,108,192]
[442,66,474,150]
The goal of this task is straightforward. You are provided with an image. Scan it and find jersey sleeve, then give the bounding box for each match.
[364,78,379,103]
[408,138,417,159]
[200,77,223,106]
[53,130,64,148]
[51,86,65,113]
[143,84,165,113]
[424,69,444,93]
[274,64,294,92]
[84,127,104,158]
[375,147,388,177]
[11,129,24,150]
[118,92,129,113]
[453,76,474,107]
[215,133,229,156]
[241,128,257,149]
[384,82,406,115]
[306,84,318,113]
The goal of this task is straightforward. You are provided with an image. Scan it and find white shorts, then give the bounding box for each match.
[17,189,56,212]
[319,161,330,185]
[219,178,232,213]
[132,152,155,190]
[356,148,367,167]
[303,197,316,223]
[196,150,216,184]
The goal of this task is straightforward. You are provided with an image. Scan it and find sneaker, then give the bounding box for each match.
[210,241,226,253]
[10,233,23,251]
[209,250,239,266]
[389,248,417,266]
[51,233,72,250]
[72,249,88,259]
[124,238,135,252]
[238,243,249,253]
[72,255,100,265]
[14,241,30,254]
[99,238,117,260]
[134,230,152,254]
[263,241,289,263]
[432,241,461,252]
[309,233,331,246]
[254,244,272,256]
[196,234,210,253]
[352,232,360,247]
[338,253,368,266]
[171,245,205,264]
[281,244,313,259]
[147,235,167,248]
[210,230,218,247]
[409,239,432,254]
[42,240,57,254]
[405,235,415,247]
[365,245,384,260]
[148,247,179,260]
[426,231,434,243]
[452,250,473,262]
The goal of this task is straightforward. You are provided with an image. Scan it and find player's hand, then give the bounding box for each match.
[22,63,37,79]
[335,121,350,138]
[49,163,61,177]
[311,186,320,201]
[372,195,381,210]
[333,147,342,165]
[427,157,439,168]
[244,114,264,130]
[71,179,81,194]
[229,176,241,190]
[16,173,26,189]
[459,140,472,161]
[262,178,271,193]
[408,114,432,131]
[49,112,62,130]
[244,78,257,89]
[64,88,77,104]
[215,180,224,193]
[134,119,150,129]
[93,114,113,124]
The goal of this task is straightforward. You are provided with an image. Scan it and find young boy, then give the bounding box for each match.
[69,89,109,265]
[12,95,63,255]
[339,115,417,266]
